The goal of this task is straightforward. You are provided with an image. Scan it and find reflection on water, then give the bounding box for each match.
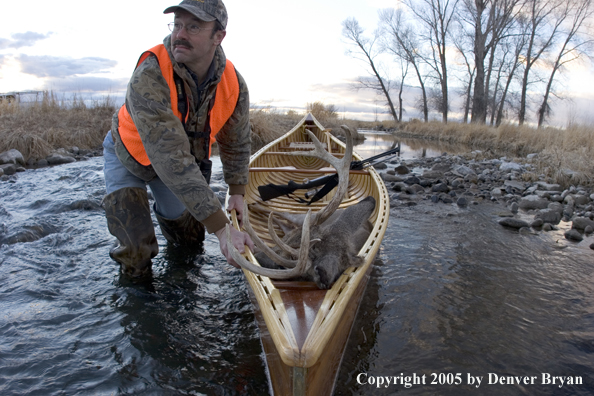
[355,130,468,161]
[1,150,593,395]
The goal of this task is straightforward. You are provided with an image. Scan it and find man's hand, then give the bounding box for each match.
[227,194,245,227]
[215,225,255,268]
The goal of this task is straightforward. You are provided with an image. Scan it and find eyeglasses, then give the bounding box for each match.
[168,22,214,35]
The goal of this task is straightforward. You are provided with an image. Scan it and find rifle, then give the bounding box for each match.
[258,144,400,204]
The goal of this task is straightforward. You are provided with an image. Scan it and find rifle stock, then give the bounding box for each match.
[257,144,400,202]
[258,174,336,202]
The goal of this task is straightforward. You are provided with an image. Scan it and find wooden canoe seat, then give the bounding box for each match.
[288,142,328,150]
[249,167,369,175]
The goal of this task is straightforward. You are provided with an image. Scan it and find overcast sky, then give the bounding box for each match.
[1,0,593,126]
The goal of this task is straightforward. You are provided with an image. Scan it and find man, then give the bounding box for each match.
[102,0,254,277]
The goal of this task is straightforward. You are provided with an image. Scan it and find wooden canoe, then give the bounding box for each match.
[228,113,390,395]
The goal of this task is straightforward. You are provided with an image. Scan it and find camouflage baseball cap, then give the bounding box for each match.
[164,0,228,29]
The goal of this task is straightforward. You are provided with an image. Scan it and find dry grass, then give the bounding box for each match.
[400,120,594,187]
[249,106,301,152]
[249,105,372,152]
[0,91,114,161]
[2,93,592,187]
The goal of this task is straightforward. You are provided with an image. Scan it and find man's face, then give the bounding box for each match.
[170,10,225,72]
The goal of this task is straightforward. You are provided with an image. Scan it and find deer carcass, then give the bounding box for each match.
[226,126,376,289]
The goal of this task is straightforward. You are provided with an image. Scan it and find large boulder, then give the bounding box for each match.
[0,149,25,166]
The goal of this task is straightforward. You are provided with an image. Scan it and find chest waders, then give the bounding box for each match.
[104,47,238,277]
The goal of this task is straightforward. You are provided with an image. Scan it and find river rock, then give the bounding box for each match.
[382,173,404,183]
[456,197,468,207]
[590,242,594,250]
[374,162,388,170]
[404,176,421,185]
[0,149,25,166]
[573,194,590,206]
[536,181,562,192]
[500,162,523,172]
[504,180,526,194]
[407,184,425,194]
[391,182,408,192]
[535,208,562,225]
[394,165,410,175]
[519,195,549,210]
[0,163,17,176]
[451,178,465,189]
[572,217,594,231]
[431,163,451,172]
[499,217,530,229]
[464,173,478,184]
[432,182,449,193]
[510,202,519,214]
[46,153,76,165]
[452,165,476,177]
[422,170,443,179]
[564,229,583,242]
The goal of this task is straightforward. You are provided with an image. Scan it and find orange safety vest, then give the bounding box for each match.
[117,44,239,166]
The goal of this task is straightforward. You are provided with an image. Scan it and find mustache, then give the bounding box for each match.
[173,39,192,48]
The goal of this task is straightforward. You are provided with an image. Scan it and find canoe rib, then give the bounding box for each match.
[229,113,390,395]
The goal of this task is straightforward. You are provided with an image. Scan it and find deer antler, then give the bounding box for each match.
[267,213,299,257]
[225,209,314,279]
[241,200,298,268]
[229,126,354,280]
[286,126,353,226]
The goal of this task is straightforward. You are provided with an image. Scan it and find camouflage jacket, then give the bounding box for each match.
[111,36,250,234]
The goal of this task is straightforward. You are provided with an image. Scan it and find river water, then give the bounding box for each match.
[1,133,593,395]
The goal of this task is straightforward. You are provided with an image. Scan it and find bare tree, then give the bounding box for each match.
[494,22,528,126]
[397,61,410,122]
[342,17,400,123]
[517,0,569,125]
[379,8,430,122]
[537,0,594,127]
[451,21,476,123]
[404,0,460,123]
[460,0,522,123]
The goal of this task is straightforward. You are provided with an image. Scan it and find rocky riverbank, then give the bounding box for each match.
[376,152,594,250]
[2,145,593,251]
[0,147,103,179]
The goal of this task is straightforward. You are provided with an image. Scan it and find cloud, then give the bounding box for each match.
[43,76,128,93]
[0,31,52,49]
[17,55,117,78]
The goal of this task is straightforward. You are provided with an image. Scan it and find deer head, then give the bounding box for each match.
[225,126,375,289]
